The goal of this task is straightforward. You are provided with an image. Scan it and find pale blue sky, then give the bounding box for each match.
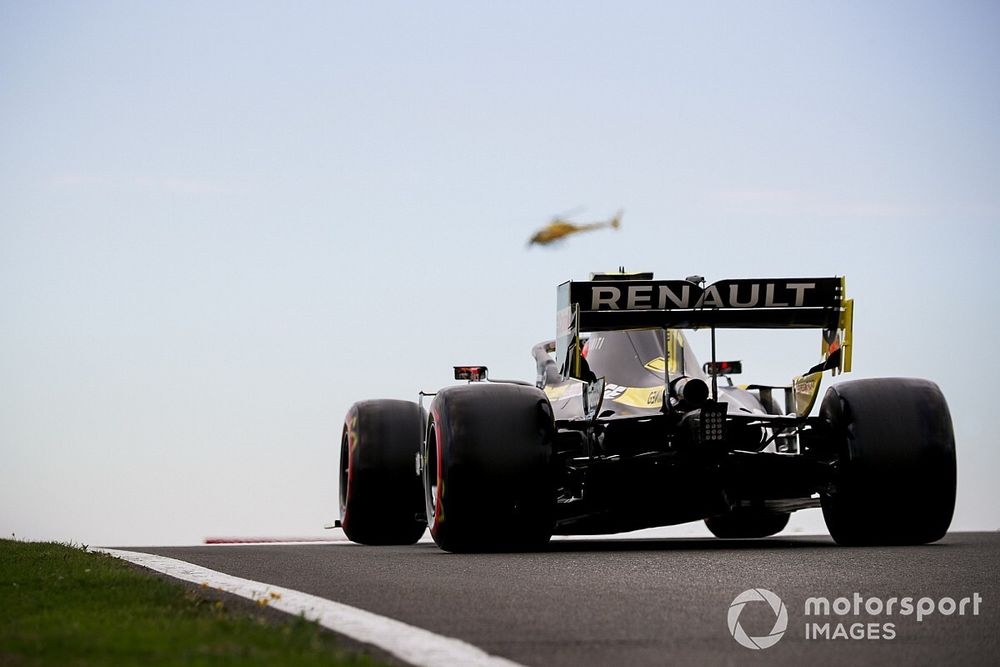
[2,2,998,545]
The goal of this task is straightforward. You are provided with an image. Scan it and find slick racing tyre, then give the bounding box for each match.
[819,378,956,546]
[704,509,790,539]
[423,384,554,552]
[339,399,426,545]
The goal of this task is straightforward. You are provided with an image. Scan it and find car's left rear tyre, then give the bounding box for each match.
[423,383,554,552]
[704,509,790,538]
[339,399,426,545]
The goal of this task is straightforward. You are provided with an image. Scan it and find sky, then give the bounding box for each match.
[2,1,998,546]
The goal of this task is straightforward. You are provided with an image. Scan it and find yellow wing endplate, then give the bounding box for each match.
[841,297,854,373]
[792,280,854,416]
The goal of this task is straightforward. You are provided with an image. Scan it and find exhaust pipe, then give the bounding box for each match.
[670,376,710,407]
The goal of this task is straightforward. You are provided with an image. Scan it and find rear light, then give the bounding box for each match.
[699,401,728,442]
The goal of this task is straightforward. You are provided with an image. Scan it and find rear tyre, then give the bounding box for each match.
[705,509,789,539]
[423,384,554,552]
[339,399,426,545]
[819,378,956,546]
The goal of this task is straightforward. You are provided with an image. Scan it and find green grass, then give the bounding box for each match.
[0,539,388,666]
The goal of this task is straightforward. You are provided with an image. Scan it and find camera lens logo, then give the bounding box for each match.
[728,588,788,650]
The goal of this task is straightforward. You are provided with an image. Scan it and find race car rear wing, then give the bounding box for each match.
[556,276,853,384]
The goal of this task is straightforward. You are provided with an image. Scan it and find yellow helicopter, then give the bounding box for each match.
[528,209,623,247]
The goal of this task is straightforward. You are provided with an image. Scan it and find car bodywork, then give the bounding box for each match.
[503,271,855,535]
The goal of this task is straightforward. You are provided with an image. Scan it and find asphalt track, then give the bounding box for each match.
[126,532,999,666]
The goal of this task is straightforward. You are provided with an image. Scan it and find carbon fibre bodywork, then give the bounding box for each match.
[529,275,848,535]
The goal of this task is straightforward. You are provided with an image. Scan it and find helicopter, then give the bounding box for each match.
[528,209,623,247]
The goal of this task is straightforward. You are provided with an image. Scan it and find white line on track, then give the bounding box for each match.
[95,548,525,667]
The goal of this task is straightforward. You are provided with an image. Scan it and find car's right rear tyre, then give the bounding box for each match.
[423,383,554,552]
[819,378,956,546]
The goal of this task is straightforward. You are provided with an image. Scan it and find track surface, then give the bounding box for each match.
[127,532,999,666]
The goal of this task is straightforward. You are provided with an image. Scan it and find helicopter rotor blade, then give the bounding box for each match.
[552,205,586,221]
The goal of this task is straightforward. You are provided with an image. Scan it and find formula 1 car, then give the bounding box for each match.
[338,272,956,551]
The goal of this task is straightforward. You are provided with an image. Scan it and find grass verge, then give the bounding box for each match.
[0,539,388,666]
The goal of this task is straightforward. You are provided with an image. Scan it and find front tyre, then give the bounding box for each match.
[819,378,956,546]
[339,399,426,545]
[423,384,554,552]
